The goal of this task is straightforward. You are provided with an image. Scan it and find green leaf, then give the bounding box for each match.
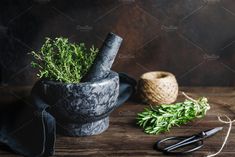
[29,37,98,83]
[136,97,210,135]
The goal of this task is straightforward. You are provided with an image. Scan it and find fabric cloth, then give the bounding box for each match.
[0,73,136,157]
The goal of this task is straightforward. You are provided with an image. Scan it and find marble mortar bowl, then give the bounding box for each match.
[33,71,119,136]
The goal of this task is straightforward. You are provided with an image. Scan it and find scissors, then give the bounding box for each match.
[154,127,223,155]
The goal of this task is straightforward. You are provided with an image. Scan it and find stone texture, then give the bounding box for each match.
[32,71,119,136]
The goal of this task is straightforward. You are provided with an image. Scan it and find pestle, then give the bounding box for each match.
[83,32,123,82]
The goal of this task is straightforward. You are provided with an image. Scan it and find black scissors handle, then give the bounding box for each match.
[154,127,223,155]
[154,135,203,155]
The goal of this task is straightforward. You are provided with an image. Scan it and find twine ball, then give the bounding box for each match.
[137,71,178,105]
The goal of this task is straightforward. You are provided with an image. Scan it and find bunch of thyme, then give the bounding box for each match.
[30,37,98,83]
[137,93,210,134]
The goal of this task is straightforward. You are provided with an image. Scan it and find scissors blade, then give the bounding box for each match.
[203,127,223,137]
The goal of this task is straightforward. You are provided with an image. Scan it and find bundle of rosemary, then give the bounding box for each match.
[137,93,210,134]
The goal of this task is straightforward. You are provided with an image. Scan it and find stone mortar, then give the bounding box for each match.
[32,71,119,136]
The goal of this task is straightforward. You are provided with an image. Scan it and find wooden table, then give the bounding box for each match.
[0,87,235,157]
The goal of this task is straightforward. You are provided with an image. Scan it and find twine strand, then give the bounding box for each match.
[182,92,197,103]
[207,115,235,157]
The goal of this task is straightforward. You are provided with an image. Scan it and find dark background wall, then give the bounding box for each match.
[0,0,235,86]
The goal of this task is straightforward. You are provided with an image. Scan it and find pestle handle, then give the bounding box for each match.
[83,32,123,82]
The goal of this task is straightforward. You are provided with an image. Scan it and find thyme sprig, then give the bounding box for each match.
[30,37,98,83]
[137,93,210,134]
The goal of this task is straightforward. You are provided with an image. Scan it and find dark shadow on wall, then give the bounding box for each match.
[0,0,39,85]
[0,0,235,86]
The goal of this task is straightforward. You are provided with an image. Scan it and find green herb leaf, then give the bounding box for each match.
[137,96,210,134]
[30,37,98,83]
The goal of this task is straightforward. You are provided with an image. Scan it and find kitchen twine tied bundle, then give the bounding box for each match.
[183,92,234,157]
[206,115,235,157]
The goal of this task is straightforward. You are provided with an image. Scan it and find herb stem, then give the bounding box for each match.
[137,94,210,134]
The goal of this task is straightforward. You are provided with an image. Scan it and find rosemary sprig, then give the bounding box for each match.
[137,93,210,134]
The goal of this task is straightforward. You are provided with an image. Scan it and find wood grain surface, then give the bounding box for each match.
[0,87,235,157]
